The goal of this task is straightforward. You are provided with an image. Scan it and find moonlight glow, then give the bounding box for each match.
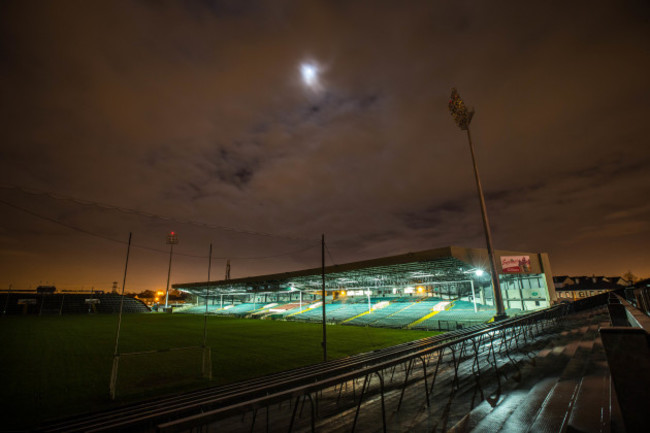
[300,63,319,89]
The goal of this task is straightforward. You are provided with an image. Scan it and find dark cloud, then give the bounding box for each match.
[0,0,649,290]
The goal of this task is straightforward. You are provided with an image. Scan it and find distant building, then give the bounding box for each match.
[633,278,650,289]
[36,285,56,294]
[553,276,630,302]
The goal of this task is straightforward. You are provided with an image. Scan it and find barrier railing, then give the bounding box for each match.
[157,305,571,433]
[42,296,614,433]
[600,292,650,433]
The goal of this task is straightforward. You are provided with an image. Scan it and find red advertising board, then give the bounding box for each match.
[500,255,531,273]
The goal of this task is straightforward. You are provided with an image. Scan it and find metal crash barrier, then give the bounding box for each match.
[42,296,618,433]
[600,293,650,433]
[157,307,570,433]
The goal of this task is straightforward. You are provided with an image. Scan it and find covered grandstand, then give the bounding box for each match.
[0,292,150,315]
[174,246,556,329]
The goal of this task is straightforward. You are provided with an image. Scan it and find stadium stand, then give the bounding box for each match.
[362,298,443,328]
[175,294,527,331]
[207,302,260,316]
[0,293,149,315]
[290,303,345,322]
[253,296,512,330]
[343,301,407,326]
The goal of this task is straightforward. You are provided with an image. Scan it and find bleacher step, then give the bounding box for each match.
[525,325,600,433]
[446,398,495,433]
[565,322,613,433]
[497,377,558,433]
[448,320,604,433]
[565,375,610,433]
[445,321,586,433]
[465,390,529,433]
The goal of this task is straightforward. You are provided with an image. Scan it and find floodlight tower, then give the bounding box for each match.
[164,231,179,309]
[448,88,506,320]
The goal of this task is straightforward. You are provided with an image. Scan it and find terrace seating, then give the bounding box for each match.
[444,292,650,433]
[368,299,444,328]
[177,295,534,331]
[209,303,259,316]
[0,293,149,315]
[292,303,346,322]
[410,300,526,331]
[268,303,301,312]
[344,302,407,326]
[290,298,442,324]
[447,307,622,433]
[173,304,216,314]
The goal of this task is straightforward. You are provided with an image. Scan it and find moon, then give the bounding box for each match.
[300,62,320,90]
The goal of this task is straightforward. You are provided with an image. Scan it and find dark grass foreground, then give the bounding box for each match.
[0,314,438,430]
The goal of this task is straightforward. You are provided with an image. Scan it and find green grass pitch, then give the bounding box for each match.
[0,313,439,429]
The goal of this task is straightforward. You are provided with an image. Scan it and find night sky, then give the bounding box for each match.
[1,1,649,292]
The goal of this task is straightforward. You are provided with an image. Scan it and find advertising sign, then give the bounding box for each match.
[501,255,531,273]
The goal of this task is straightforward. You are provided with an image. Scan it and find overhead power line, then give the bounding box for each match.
[0,197,319,261]
[325,242,337,266]
[0,184,316,243]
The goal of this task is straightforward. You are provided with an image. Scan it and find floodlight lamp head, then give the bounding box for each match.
[448,88,474,131]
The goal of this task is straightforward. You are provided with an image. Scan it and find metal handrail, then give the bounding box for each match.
[43,299,607,433]
[39,324,487,432]
[157,306,569,432]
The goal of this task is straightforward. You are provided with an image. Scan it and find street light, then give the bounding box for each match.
[448,88,506,320]
[164,231,179,310]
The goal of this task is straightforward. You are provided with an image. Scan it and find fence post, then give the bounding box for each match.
[202,346,212,380]
[109,355,120,400]
[109,232,132,400]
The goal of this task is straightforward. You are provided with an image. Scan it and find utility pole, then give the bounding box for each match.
[3,284,11,315]
[202,243,212,380]
[164,231,178,310]
[449,88,506,320]
[321,234,327,362]
[109,232,132,400]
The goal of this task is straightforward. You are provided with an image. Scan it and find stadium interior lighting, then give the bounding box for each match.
[463,268,484,276]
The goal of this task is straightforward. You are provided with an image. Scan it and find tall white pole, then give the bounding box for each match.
[164,232,178,310]
[449,88,506,320]
[164,243,174,309]
[466,128,506,318]
[470,280,477,313]
[202,243,212,380]
[367,291,371,314]
[109,232,132,400]
[321,234,327,362]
